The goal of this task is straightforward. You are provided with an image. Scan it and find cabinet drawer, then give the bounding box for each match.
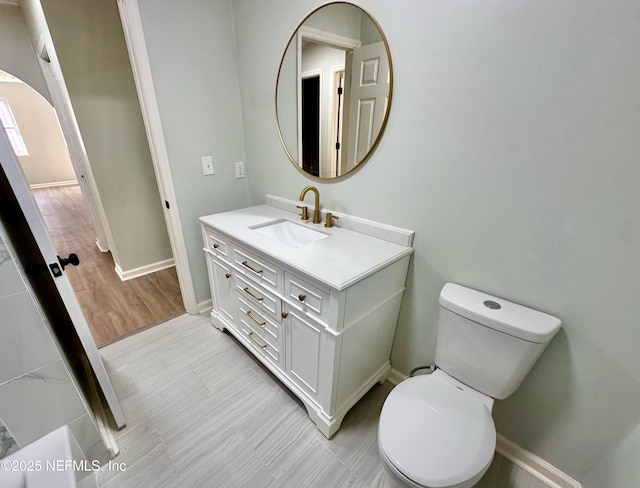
[236,273,282,322]
[233,245,282,292]
[205,228,229,257]
[238,296,281,346]
[240,321,281,366]
[285,273,330,322]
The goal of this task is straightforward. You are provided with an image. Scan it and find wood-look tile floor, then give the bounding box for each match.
[99,314,552,488]
[32,185,184,346]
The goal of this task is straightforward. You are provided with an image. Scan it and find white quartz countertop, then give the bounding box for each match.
[199,204,413,290]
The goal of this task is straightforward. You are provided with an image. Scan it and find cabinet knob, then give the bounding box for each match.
[225,273,231,279]
[213,243,219,249]
[281,312,289,319]
[298,294,306,302]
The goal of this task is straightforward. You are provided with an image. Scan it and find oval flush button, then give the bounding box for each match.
[483,300,501,310]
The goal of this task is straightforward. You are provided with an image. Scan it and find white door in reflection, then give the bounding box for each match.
[345,41,389,174]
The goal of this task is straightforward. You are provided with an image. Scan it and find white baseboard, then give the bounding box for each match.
[95,238,109,253]
[29,180,79,189]
[496,434,581,488]
[197,299,212,315]
[386,368,581,488]
[387,367,408,385]
[114,258,175,281]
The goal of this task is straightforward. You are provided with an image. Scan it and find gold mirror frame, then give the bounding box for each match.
[275,2,393,180]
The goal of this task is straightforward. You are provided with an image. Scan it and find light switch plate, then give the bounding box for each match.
[201,156,214,175]
[235,161,245,178]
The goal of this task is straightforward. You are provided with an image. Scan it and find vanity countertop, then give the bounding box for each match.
[199,204,413,290]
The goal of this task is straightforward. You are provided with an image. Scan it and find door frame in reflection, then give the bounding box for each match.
[296,26,360,178]
[301,71,320,177]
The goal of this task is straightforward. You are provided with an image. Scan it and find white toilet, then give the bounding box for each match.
[378,283,561,488]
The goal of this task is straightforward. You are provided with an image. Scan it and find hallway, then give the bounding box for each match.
[32,185,184,346]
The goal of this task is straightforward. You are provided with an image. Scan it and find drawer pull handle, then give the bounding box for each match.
[213,243,219,249]
[242,260,263,275]
[298,294,306,302]
[225,273,231,279]
[247,310,266,326]
[248,331,267,349]
[243,287,264,301]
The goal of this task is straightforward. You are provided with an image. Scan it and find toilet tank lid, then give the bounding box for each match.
[439,283,561,343]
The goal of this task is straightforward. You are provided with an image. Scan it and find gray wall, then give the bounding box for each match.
[37,0,172,273]
[136,0,250,304]
[231,0,640,485]
[0,4,50,103]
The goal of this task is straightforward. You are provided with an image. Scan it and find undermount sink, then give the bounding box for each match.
[251,219,329,247]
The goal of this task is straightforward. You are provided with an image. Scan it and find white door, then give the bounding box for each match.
[0,128,125,428]
[36,33,112,254]
[345,41,389,172]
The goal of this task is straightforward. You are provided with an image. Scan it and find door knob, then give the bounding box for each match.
[58,253,80,270]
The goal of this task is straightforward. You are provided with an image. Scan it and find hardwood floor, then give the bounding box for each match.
[32,185,184,346]
[98,313,553,488]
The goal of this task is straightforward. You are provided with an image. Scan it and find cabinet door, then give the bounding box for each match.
[210,255,236,326]
[285,307,325,400]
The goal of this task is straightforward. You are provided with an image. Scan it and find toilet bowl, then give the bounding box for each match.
[377,283,561,488]
[378,370,495,488]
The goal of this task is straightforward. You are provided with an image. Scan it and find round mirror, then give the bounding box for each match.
[276,2,393,179]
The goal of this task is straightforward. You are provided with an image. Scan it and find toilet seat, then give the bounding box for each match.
[378,371,496,488]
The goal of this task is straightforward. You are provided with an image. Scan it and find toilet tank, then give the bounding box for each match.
[435,283,561,400]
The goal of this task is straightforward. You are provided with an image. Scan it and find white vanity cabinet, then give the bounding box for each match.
[200,197,413,438]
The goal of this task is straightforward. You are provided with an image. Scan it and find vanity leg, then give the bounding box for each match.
[305,405,346,439]
[210,311,226,332]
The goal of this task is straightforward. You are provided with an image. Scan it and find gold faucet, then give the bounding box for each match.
[299,186,322,224]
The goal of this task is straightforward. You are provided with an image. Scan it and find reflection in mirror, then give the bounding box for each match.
[276,3,392,179]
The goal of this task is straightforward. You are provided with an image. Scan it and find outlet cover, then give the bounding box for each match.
[201,155,214,175]
[235,161,245,178]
